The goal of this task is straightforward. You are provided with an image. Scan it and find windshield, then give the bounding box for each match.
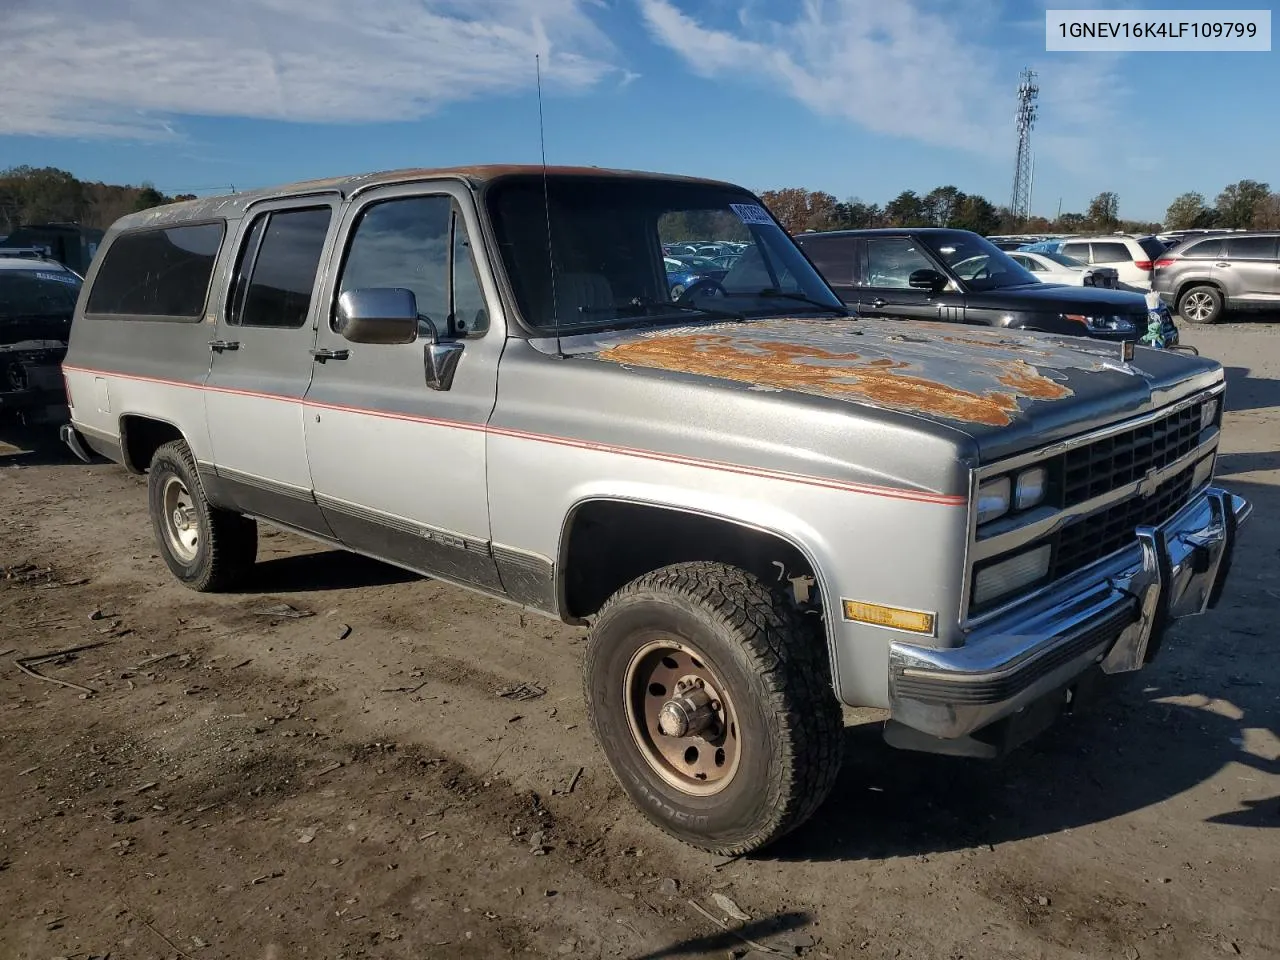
[0,267,82,318]
[485,175,844,333]
[919,232,1039,291]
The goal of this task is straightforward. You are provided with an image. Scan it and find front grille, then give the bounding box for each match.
[1061,404,1200,506]
[1050,464,1195,582]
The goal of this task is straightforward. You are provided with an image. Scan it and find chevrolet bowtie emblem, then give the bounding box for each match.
[1137,467,1160,499]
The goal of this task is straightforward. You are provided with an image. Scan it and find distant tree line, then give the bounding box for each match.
[759,179,1280,237]
[0,166,194,234]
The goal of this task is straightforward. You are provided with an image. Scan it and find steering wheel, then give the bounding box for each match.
[676,277,728,302]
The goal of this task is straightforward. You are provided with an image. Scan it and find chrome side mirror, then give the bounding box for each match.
[335,288,419,345]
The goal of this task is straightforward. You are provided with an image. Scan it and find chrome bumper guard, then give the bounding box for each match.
[888,487,1251,740]
[59,423,93,464]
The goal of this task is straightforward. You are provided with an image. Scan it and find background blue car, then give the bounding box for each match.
[665,257,705,298]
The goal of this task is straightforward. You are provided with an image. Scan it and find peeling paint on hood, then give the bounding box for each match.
[592,318,1120,427]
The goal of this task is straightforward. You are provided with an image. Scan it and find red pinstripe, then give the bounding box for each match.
[61,364,968,506]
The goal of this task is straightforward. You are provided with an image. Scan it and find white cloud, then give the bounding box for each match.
[638,0,1009,154]
[0,0,618,139]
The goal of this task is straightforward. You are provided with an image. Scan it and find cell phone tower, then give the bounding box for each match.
[1009,67,1039,225]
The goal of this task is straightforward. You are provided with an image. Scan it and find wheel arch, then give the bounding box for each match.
[555,495,841,690]
[1176,277,1225,306]
[118,413,188,474]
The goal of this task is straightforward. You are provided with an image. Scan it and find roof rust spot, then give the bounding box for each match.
[598,329,1072,427]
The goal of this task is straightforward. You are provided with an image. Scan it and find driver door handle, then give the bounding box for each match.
[310,347,350,363]
[209,339,240,353]
[871,298,886,308]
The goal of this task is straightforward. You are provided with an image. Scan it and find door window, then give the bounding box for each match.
[337,195,488,338]
[1091,242,1132,264]
[798,236,856,285]
[228,207,332,328]
[1061,243,1091,263]
[865,238,935,288]
[1182,238,1224,258]
[1010,254,1042,271]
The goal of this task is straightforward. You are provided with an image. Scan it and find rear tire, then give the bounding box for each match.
[584,561,842,855]
[147,440,257,592]
[1178,285,1223,324]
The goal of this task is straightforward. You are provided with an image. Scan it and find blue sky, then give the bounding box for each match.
[1,0,1275,222]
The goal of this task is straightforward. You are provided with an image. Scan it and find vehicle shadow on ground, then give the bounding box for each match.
[626,911,812,960]
[770,687,1277,864]
[241,549,419,593]
[1222,365,1280,413]
[0,425,80,468]
[1216,449,1280,477]
[768,475,1279,864]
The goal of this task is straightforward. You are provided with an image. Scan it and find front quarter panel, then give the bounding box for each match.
[486,338,976,708]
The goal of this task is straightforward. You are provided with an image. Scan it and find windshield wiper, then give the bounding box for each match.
[752,288,848,315]
[575,298,746,323]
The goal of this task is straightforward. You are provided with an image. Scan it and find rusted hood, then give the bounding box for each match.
[586,317,1223,461]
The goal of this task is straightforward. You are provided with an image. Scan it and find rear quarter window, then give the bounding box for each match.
[1224,235,1279,260]
[1091,242,1132,263]
[85,222,225,319]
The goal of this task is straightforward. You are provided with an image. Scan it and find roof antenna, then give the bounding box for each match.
[536,54,564,359]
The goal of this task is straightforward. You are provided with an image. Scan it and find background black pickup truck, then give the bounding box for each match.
[796,227,1178,345]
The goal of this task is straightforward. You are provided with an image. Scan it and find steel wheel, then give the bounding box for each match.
[160,475,200,563]
[623,638,741,796]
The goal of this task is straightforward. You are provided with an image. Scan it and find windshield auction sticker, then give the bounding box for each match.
[729,203,774,226]
[1047,9,1271,50]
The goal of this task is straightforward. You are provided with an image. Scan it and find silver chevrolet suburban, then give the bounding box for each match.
[59,166,1250,855]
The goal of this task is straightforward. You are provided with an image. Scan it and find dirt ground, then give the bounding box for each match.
[2,320,1278,960]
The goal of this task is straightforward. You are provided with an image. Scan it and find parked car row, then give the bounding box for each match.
[795,228,1178,346]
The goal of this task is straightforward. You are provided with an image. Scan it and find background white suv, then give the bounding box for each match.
[1055,235,1167,290]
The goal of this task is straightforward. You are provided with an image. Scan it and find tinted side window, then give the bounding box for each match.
[1182,238,1224,258]
[1091,242,1132,263]
[1225,235,1279,259]
[798,237,856,285]
[1061,243,1091,263]
[230,207,332,329]
[866,238,935,288]
[85,223,224,318]
[338,196,451,338]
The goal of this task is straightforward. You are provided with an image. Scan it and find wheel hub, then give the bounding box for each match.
[623,641,741,796]
[657,680,719,738]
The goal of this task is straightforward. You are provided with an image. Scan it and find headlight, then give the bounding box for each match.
[976,476,1011,524]
[1064,314,1136,333]
[1200,397,1219,432]
[972,545,1052,608]
[1014,466,1048,510]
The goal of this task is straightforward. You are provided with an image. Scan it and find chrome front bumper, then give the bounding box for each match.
[888,487,1251,741]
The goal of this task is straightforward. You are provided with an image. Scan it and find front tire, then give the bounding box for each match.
[584,561,842,854]
[147,440,257,592]
[1178,285,1223,324]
